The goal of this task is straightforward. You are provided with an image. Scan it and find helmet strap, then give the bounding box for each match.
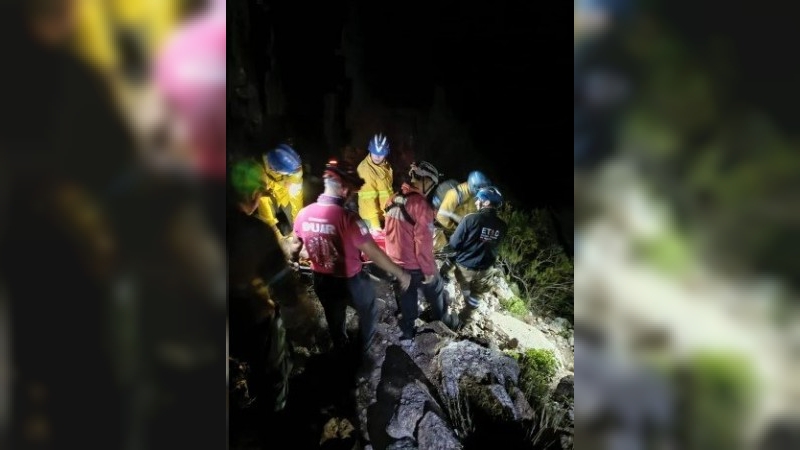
[421,178,436,197]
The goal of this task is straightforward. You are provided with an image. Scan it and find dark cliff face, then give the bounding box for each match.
[227,0,570,212]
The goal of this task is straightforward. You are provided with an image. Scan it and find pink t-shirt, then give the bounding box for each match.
[293,195,373,278]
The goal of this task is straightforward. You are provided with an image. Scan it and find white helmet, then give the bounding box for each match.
[409,161,440,185]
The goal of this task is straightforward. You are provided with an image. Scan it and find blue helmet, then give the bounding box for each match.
[368,134,390,157]
[475,186,503,207]
[264,143,302,175]
[467,170,490,193]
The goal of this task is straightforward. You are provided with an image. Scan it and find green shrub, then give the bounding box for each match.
[501,296,529,318]
[509,348,559,404]
[675,351,759,450]
[633,226,694,276]
[497,204,574,319]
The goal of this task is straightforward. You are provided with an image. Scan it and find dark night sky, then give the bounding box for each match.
[266,0,572,211]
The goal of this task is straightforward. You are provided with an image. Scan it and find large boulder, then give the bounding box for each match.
[356,322,537,450]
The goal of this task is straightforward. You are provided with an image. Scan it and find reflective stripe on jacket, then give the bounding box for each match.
[356,155,393,229]
[435,182,476,232]
[256,171,303,239]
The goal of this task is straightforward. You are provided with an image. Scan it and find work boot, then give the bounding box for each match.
[442,312,461,331]
[460,304,476,320]
[457,304,477,327]
[400,327,415,341]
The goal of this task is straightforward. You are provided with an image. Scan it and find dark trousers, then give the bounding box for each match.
[312,271,377,352]
[398,270,447,335]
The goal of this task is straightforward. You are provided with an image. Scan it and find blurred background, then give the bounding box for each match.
[0,0,226,449]
[574,0,800,448]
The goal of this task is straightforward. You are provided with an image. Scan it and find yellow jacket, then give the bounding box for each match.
[256,171,304,239]
[435,182,477,232]
[73,0,183,76]
[356,155,393,229]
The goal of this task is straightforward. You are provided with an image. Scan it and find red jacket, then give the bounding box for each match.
[384,183,437,276]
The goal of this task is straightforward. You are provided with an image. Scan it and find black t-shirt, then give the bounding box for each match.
[449,208,509,271]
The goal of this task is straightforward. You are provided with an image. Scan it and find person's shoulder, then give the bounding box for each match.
[347,213,371,236]
[295,202,315,217]
[460,211,480,224]
[343,206,362,221]
[408,192,432,210]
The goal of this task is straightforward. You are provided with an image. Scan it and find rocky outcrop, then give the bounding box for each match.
[231,261,573,450]
[354,310,540,450]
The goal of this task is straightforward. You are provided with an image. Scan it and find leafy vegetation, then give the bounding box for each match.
[673,351,759,450]
[508,349,568,448]
[619,20,800,288]
[632,222,694,276]
[508,348,559,404]
[497,204,574,320]
[500,296,529,319]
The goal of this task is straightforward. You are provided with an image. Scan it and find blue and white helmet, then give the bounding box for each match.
[368,134,390,157]
[264,143,302,175]
[475,186,503,207]
[467,170,490,193]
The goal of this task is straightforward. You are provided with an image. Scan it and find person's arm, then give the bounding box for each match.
[256,196,284,239]
[283,234,304,261]
[358,239,411,291]
[290,219,308,261]
[376,166,393,225]
[357,165,382,229]
[412,201,437,279]
[285,171,304,221]
[435,189,461,230]
[448,215,469,252]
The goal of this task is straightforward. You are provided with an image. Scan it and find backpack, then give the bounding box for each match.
[384,192,418,226]
[432,179,461,210]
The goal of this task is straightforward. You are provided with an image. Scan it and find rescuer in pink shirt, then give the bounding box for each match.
[291,159,410,364]
[383,161,456,340]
